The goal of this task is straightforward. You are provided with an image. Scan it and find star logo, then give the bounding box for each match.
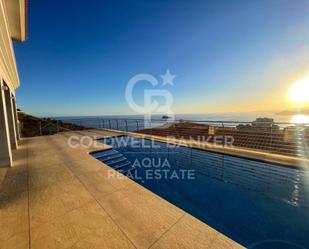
[160,69,176,86]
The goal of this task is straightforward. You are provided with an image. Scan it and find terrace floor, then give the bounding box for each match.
[0,129,244,249]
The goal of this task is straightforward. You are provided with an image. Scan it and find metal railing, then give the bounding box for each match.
[21,116,309,159]
[19,117,88,137]
[57,117,165,131]
[65,118,309,158]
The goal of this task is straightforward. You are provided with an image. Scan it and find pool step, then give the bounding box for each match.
[92,149,118,159]
[91,149,135,177]
[103,153,124,163]
[96,153,120,161]
[114,161,131,170]
[107,156,128,166]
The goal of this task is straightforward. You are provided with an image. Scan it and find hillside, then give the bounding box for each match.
[18,112,88,137]
[276,109,309,115]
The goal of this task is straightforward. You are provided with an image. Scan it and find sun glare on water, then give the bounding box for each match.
[288,77,309,123]
[292,114,309,124]
[289,77,309,104]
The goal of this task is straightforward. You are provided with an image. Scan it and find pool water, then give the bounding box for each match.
[91,136,309,249]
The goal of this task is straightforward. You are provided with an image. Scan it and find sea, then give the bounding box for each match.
[55,112,309,131]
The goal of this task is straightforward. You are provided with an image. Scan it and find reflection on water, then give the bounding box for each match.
[292,114,309,124]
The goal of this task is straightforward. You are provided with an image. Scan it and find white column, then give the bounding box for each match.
[0,80,12,167]
[12,96,20,140]
[4,85,18,149]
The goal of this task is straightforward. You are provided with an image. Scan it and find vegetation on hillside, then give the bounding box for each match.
[18,112,88,137]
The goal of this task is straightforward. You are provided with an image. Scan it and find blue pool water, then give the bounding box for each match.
[91,136,309,249]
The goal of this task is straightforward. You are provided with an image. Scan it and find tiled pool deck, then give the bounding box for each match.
[0,129,244,249]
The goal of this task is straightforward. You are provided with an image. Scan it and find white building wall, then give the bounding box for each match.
[0,0,20,94]
[0,0,24,166]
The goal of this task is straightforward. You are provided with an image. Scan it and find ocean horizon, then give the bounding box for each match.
[54,112,303,123]
[51,112,309,132]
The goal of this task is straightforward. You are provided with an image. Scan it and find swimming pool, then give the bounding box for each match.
[91,135,309,249]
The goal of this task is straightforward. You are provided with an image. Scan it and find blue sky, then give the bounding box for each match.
[14,0,309,116]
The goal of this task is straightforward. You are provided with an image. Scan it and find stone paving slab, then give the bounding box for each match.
[0,130,244,249]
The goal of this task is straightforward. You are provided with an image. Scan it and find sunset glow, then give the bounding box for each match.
[289,77,309,104]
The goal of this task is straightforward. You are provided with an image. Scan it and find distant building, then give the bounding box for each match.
[237,118,279,131]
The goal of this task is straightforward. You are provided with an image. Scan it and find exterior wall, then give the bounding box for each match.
[0,0,20,94]
[12,96,20,139]
[0,0,24,166]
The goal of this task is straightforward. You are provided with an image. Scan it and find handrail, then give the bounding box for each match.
[29,117,302,130]
[51,117,309,125]
[20,116,309,159]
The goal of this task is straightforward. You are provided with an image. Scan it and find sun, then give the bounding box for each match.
[289,77,309,104]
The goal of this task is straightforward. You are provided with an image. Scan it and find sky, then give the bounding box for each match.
[14,0,309,117]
